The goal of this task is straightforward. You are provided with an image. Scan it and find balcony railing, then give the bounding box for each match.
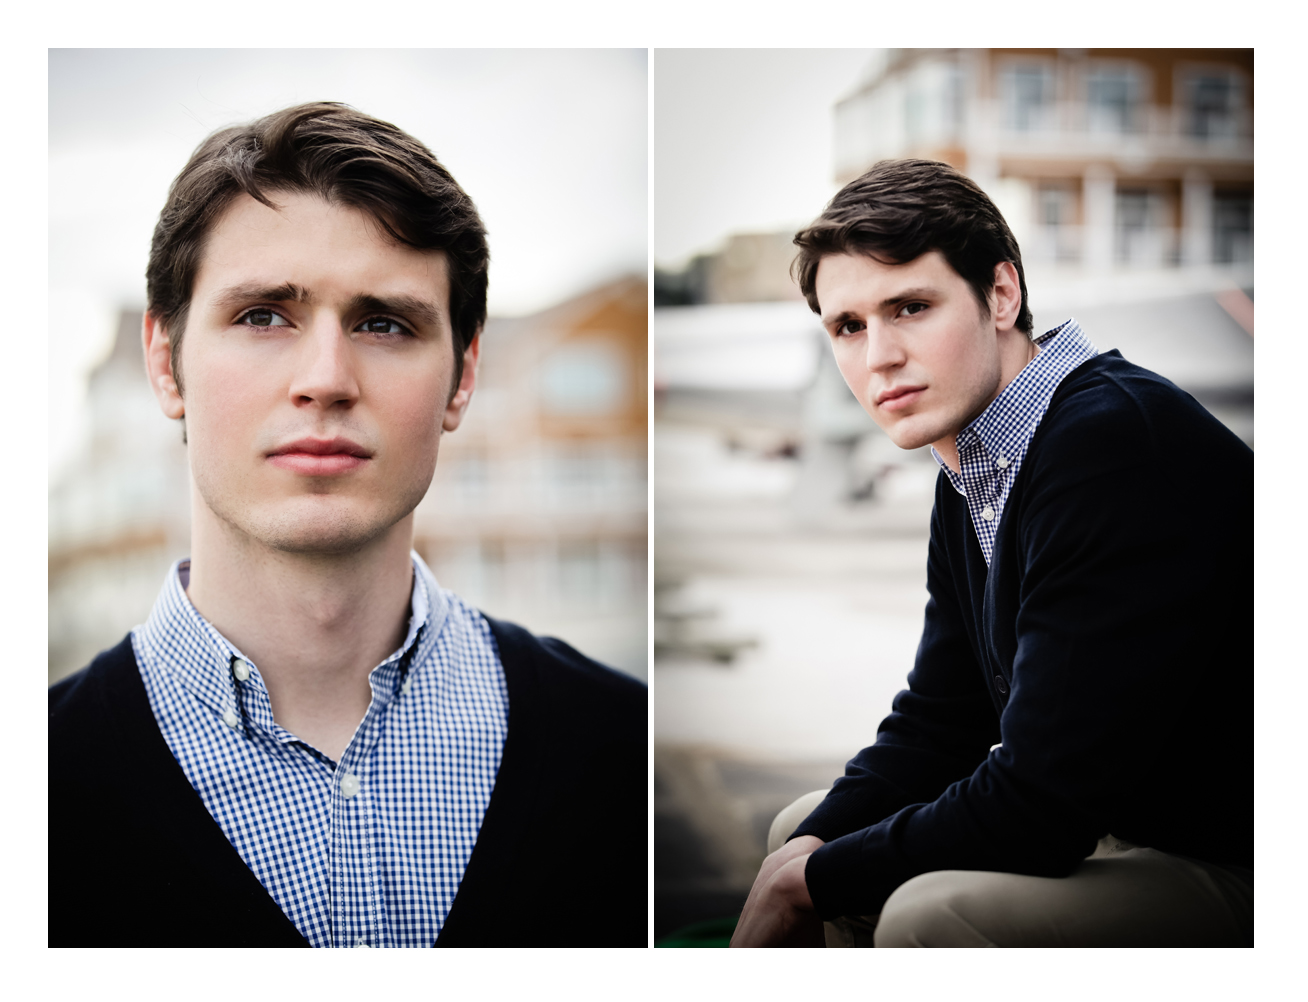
[990,99,1252,160]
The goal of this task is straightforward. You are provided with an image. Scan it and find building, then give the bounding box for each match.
[655,232,807,307]
[49,310,192,684]
[834,48,1253,272]
[49,276,648,684]
[415,276,648,678]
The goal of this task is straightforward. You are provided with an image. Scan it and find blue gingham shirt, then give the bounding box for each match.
[132,552,508,948]
[932,320,1099,564]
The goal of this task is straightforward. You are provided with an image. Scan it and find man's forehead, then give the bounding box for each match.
[200,191,448,274]
[816,250,949,300]
[192,193,450,315]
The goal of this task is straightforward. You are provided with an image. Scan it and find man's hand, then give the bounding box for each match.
[729,835,825,947]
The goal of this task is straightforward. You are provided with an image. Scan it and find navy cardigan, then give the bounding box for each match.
[795,351,1253,920]
[49,616,647,947]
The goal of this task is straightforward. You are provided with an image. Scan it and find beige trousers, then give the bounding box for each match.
[767,790,1253,947]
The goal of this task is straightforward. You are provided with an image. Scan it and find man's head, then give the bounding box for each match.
[792,160,1034,459]
[142,103,488,555]
[793,158,1032,338]
[146,101,488,395]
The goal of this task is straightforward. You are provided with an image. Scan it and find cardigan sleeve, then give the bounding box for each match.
[787,478,1000,843]
[800,372,1252,920]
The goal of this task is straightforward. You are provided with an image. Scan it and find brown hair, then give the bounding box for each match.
[793,159,1033,337]
[146,101,489,391]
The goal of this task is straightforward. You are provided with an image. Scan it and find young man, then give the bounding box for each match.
[731,159,1252,948]
[48,103,646,948]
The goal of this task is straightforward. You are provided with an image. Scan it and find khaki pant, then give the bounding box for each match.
[767,790,1254,947]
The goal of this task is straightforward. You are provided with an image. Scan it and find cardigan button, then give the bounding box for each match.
[994,675,1009,695]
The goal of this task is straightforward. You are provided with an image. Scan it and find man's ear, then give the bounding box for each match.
[442,334,481,433]
[991,261,1023,333]
[142,312,185,419]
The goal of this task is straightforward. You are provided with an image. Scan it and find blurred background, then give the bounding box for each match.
[652,48,1253,942]
[48,49,648,684]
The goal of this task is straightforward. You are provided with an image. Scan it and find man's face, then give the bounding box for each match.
[815,250,1009,454]
[154,191,476,555]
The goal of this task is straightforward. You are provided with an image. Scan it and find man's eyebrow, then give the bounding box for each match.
[822,287,941,327]
[346,293,444,328]
[877,286,938,308]
[209,282,313,314]
[823,309,860,330]
[206,285,443,328]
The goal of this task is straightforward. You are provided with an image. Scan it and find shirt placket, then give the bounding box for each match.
[331,690,390,949]
[959,433,1003,561]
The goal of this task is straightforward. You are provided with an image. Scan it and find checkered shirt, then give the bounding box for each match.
[931,320,1099,565]
[132,552,508,948]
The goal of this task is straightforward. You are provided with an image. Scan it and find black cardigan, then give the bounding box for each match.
[795,351,1253,920]
[49,616,647,947]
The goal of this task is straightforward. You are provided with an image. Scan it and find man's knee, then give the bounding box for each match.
[766,789,829,855]
[873,871,996,948]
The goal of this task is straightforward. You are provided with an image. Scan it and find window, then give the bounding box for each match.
[540,341,627,415]
[1086,66,1143,133]
[1185,71,1240,138]
[1003,63,1054,132]
[1114,188,1169,265]
[1213,192,1253,264]
[1037,186,1078,262]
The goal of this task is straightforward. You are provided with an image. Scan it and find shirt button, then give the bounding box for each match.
[996,456,1010,469]
[222,708,240,729]
[341,773,361,799]
[980,505,995,521]
[232,659,250,682]
[401,677,412,696]
[994,675,1009,695]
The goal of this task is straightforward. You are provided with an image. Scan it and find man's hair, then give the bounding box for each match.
[792,159,1034,338]
[146,101,489,392]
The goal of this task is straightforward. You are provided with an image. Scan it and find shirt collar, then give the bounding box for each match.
[138,551,450,719]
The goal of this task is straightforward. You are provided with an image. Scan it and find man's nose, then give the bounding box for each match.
[864,321,907,373]
[287,319,360,410]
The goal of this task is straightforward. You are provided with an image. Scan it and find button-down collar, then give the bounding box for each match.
[139,555,447,754]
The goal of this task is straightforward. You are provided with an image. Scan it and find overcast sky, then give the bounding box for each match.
[654,49,879,268]
[49,48,646,476]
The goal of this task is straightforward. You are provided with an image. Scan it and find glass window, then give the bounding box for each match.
[1187,72,1238,138]
[1004,64,1053,131]
[539,341,627,415]
[1213,192,1253,263]
[1087,66,1142,133]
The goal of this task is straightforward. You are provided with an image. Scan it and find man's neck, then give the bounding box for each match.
[185,501,416,761]
[934,329,1039,473]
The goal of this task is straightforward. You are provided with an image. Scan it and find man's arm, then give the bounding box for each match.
[787,478,1000,845]
[732,477,999,946]
[799,375,1253,921]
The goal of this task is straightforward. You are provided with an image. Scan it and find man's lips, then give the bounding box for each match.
[267,437,372,476]
[876,385,927,413]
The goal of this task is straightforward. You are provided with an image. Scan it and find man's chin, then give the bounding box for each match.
[881,421,944,453]
[214,498,412,557]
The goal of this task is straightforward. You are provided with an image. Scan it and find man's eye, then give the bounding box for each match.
[239,309,289,328]
[358,317,408,336]
[837,320,865,336]
[900,302,928,317]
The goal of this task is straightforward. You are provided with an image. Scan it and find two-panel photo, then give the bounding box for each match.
[48,48,1253,949]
